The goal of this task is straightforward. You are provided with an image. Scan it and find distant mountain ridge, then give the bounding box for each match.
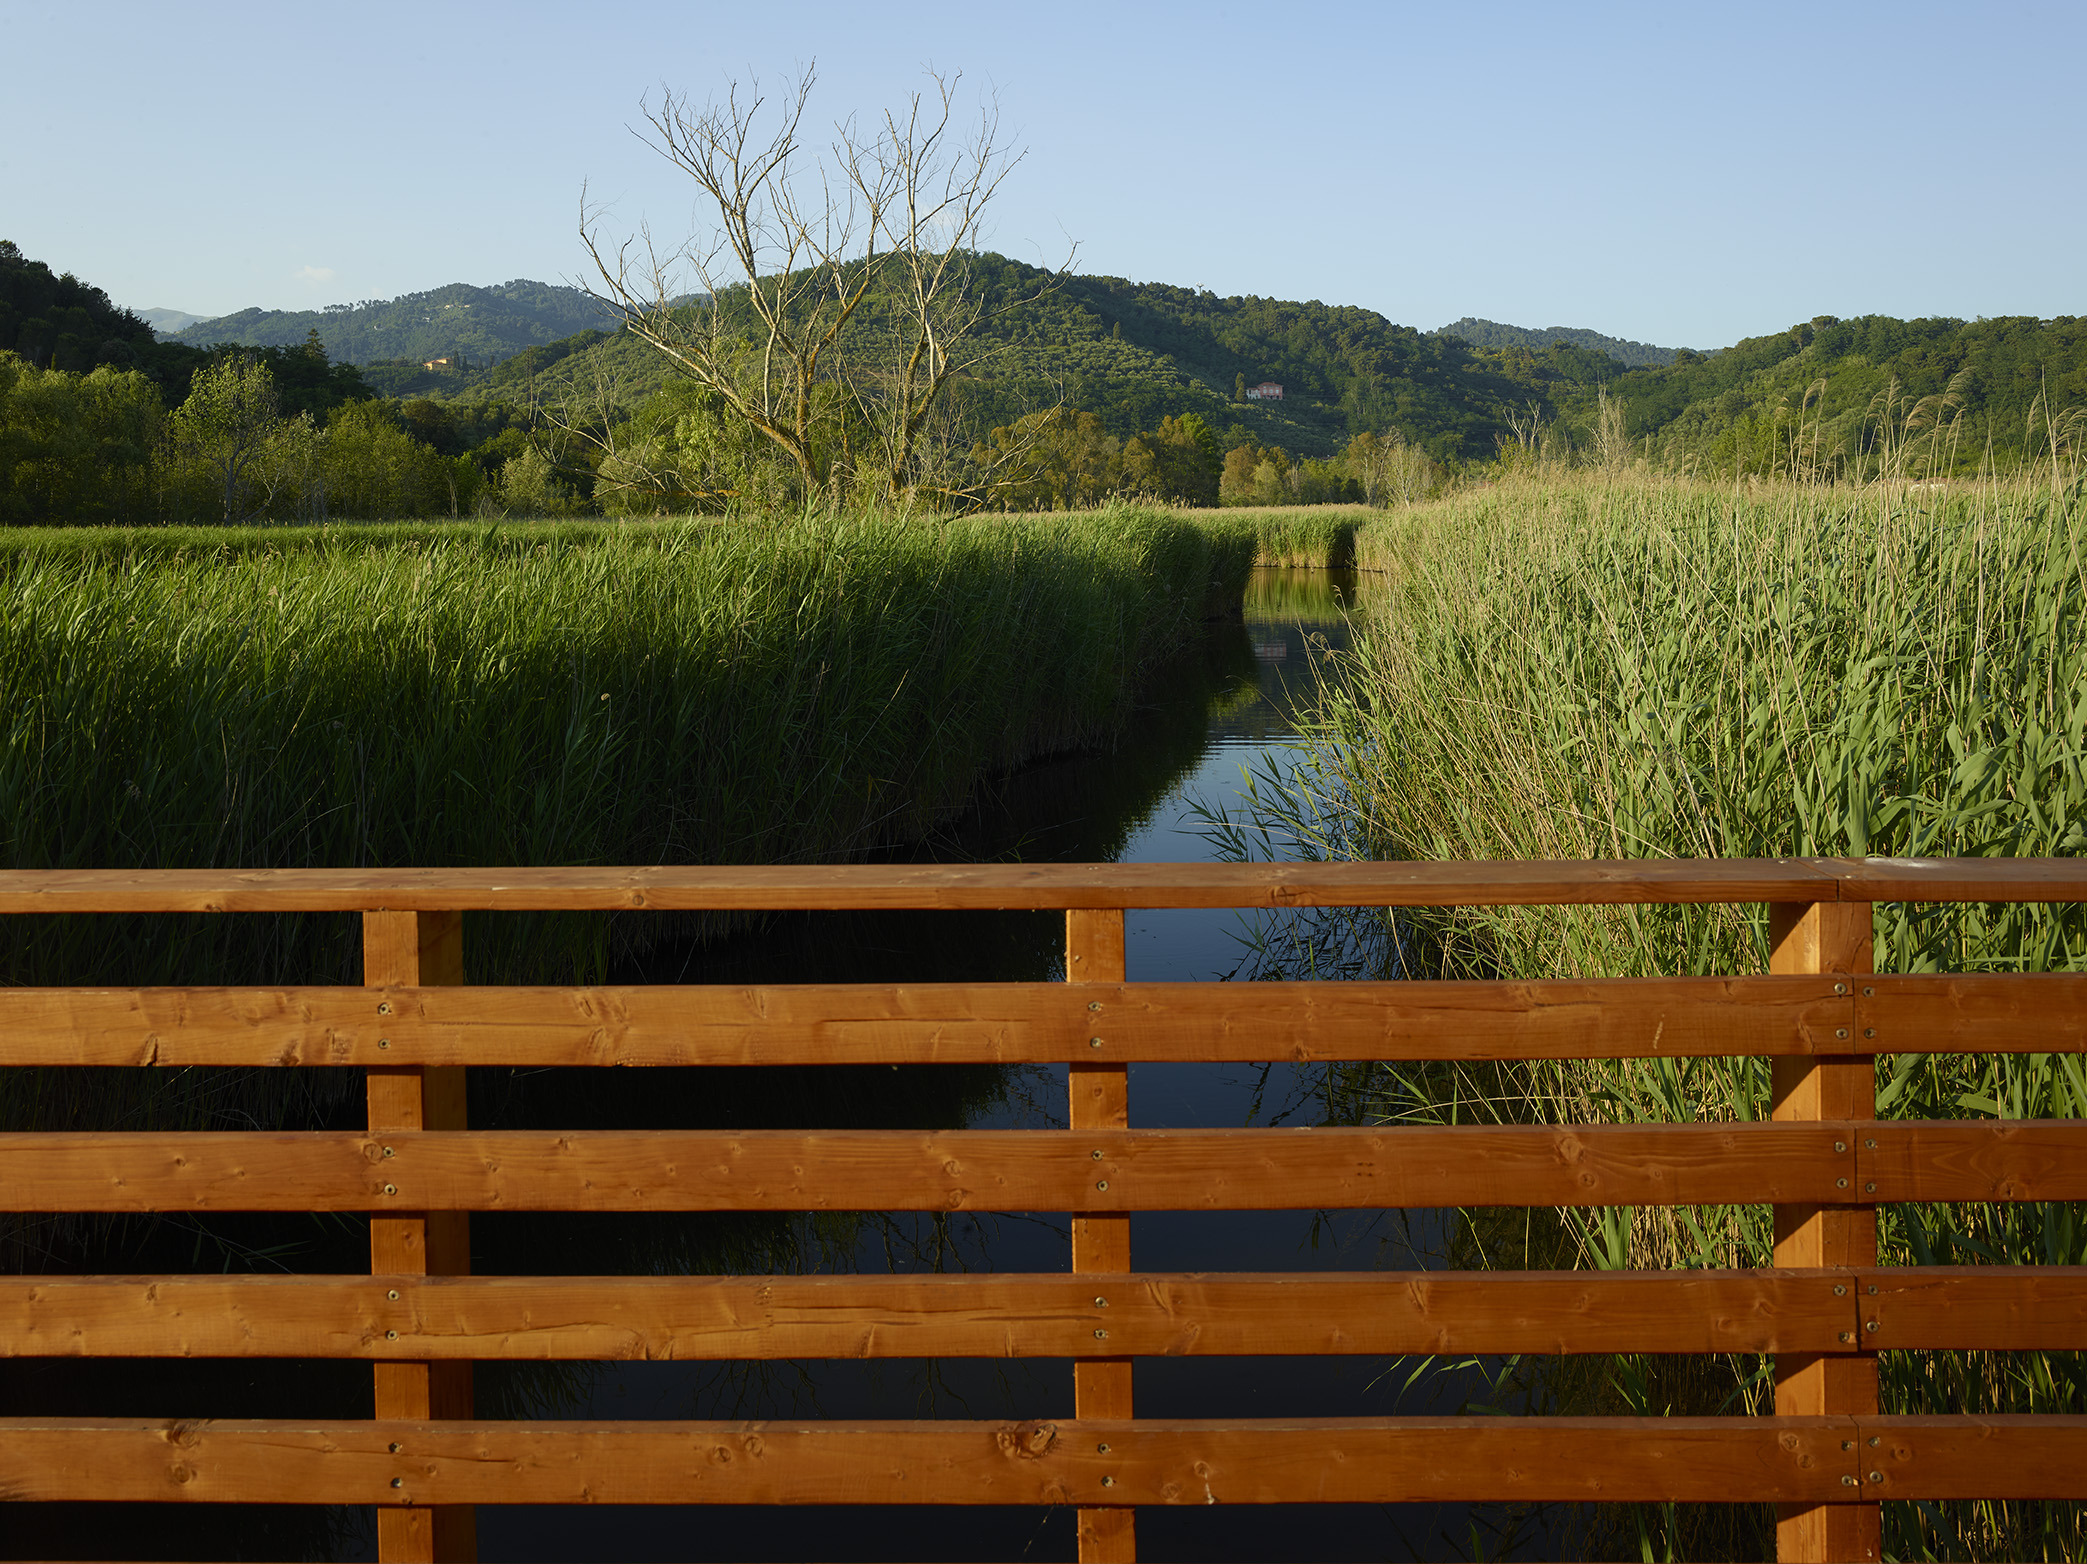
[1432,316,1680,368]
[171,280,618,365]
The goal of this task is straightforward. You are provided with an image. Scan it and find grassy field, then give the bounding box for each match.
[1260,471,2087,1560]
[0,504,1252,994]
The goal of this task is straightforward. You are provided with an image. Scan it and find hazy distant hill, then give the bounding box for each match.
[1433,316,1679,368]
[172,280,618,365]
[136,307,215,337]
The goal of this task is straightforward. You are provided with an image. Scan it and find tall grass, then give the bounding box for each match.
[1265,470,2087,1560]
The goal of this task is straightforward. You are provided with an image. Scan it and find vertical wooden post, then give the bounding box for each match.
[366,910,476,1563]
[1067,907,1134,1564]
[1769,898,1878,1564]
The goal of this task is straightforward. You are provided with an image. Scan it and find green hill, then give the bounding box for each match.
[1581,313,2087,475]
[172,280,618,366]
[1433,316,1681,368]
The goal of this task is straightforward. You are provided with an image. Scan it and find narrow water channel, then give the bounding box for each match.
[0,570,1561,1563]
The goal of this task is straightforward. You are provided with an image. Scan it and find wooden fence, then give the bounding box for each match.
[1,857,2084,1564]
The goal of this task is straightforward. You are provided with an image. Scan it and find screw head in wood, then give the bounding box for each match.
[1865,1320,1878,1332]
[1865,1137,1876,1148]
[1866,1182,1876,1193]
[1094,1297,1109,1307]
[1094,1329,1108,1339]
[386,1289,399,1300]
[1840,1331,1855,1343]
[1864,1028,1876,1039]
[1842,1440,1855,1450]
[1091,1149,1104,1160]
[1836,1177,1849,1189]
[1834,982,1849,995]
[1101,1476,1115,1488]
[382,1183,397,1196]
[1868,1284,1878,1294]
[1835,1141,1847,1152]
[1095,1180,1109,1191]
[1088,1001,1102,1012]
[1833,1284,1846,1295]
[1862,986,1873,996]
[1835,1027,1850,1039]
[391,1477,403,1488]
[389,1442,402,1453]
[386,1329,398,1340]
[1869,1436,1880,1447]
[377,1038,390,1049]
[1089,1037,1104,1049]
[377,1001,392,1015]
[1869,1471,1883,1484]
[1096,1443,1110,1453]
[381,1146,395,1158]
[1841,1475,1856,1486]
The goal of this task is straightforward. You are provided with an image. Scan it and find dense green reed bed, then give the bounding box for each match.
[0,505,1253,997]
[1278,473,2086,1560]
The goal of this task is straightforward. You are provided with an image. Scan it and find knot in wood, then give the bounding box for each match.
[996,1420,1058,1459]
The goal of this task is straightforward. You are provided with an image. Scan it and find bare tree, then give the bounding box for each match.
[581,64,1068,506]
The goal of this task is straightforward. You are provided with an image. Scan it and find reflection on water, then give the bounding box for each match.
[1,570,1561,1562]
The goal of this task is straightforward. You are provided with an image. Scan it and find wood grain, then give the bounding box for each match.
[0,1270,1859,1361]
[0,1416,1865,1505]
[0,975,1854,1068]
[1864,1267,2087,1350]
[1859,973,2087,1054]
[1862,1121,2087,1202]
[0,1123,1861,1213]
[0,857,1853,913]
[1857,1415,2087,1499]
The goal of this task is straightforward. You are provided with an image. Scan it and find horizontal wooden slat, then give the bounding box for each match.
[0,976,1852,1068]
[0,1269,1854,1360]
[0,1416,1862,1504]
[1861,973,2087,1054]
[0,858,1852,913]
[1837,857,2087,904]
[1866,1267,2087,1349]
[1862,1121,2087,1202]
[1859,1415,2087,1498]
[0,1124,1858,1213]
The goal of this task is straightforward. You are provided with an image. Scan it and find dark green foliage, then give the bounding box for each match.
[172,279,618,366]
[0,238,210,404]
[1433,316,1681,368]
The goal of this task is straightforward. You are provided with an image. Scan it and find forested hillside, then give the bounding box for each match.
[1585,313,2087,475]
[1433,316,1679,368]
[171,280,618,366]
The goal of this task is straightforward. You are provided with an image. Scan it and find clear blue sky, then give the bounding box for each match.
[4,0,2079,349]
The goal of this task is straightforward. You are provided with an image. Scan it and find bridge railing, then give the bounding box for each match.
[1,858,2083,1564]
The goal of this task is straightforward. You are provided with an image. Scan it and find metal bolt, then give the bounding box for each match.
[1094,1329,1109,1340]
[1101,1476,1116,1488]
[386,1289,400,1300]
[382,1183,397,1196]
[1840,1331,1855,1343]
[1833,1284,1846,1296]
[1834,982,1849,995]
[1868,1284,1878,1295]
[386,1329,398,1340]
[1836,1177,1849,1189]
[1841,1475,1856,1487]
[389,1443,402,1453]
[1089,1038,1104,1049]
[1869,1436,1880,1447]
[1835,1027,1850,1039]
[1869,1471,1883,1484]
[1835,1141,1847,1153]
[1866,1182,1877,1193]
[1864,1028,1876,1039]
[1095,1180,1109,1191]
[1091,1149,1104,1160]
[1088,1001,1102,1012]
[1863,987,1874,997]
[381,1146,395,1159]
[391,1477,403,1489]
[1094,1297,1109,1308]
[1865,1321,1878,1333]
[1097,1443,1111,1453]
[1865,1137,1876,1149]
[377,1001,392,1015]
[1842,1440,1855,1451]
[377,1038,391,1050]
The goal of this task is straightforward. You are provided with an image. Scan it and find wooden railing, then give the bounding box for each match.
[2,857,2084,1564]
